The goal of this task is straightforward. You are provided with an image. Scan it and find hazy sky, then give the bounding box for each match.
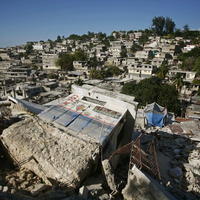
[0,0,200,47]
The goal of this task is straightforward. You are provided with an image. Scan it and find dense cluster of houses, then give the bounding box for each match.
[0,30,200,118]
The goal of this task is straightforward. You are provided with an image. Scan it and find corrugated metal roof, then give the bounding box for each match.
[54,110,79,127]
[38,105,67,122]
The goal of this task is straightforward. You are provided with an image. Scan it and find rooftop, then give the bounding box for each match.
[38,85,138,146]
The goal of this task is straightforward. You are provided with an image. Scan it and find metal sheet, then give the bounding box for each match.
[67,115,92,132]
[38,105,67,122]
[54,110,79,127]
[81,119,114,143]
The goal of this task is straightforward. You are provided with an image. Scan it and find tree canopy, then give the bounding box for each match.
[89,66,123,79]
[156,62,169,79]
[178,47,200,74]
[152,16,176,36]
[121,77,181,115]
[56,50,88,71]
[56,35,62,42]
[25,42,33,55]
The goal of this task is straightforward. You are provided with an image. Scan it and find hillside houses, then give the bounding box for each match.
[0,30,200,107]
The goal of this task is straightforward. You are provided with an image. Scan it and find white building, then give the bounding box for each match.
[134,32,143,39]
[183,45,196,53]
[135,50,149,59]
[33,43,44,51]
[151,57,165,68]
[0,52,10,60]
[42,53,60,70]
[128,63,153,81]
[73,61,89,74]
[168,70,196,82]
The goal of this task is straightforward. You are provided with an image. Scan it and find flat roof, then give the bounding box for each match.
[38,94,125,145]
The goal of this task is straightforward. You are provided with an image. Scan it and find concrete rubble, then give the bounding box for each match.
[1,116,100,188]
[0,90,200,200]
[122,165,170,200]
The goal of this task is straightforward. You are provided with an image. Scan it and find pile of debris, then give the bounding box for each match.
[1,116,100,189]
[185,143,200,195]
[3,168,44,194]
[0,102,11,133]
[151,121,200,200]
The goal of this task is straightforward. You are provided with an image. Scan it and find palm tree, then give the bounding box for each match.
[173,74,184,92]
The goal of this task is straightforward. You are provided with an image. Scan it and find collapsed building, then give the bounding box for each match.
[1,86,199,199]
[1,85,138,189]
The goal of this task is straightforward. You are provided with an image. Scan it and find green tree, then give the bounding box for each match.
[152,16,166,35]
[68,34,81,40]
[156,62,169,79]
[194,57,200,75]
[178,47,200,71]
[121,77,181,115]
[56,50,88,71]
[106,66,123,76]
[25,42,33,55]
[148,50,155,59]
[89,69,105,79]
[89,66,122,79]
[183,24,190,32]
[56,53,74,71]
[73,49,87,61]
[88,56,101,68]
[48,73,59,79]
[74,78,83,86]
[56,35,62,42]
[165,17,176,34]
[131,43,143,53]
[97,32,106,41]
[120,46,127,58]
[172,74,184,92]
[165,53,173,60]
[138,33,149,46]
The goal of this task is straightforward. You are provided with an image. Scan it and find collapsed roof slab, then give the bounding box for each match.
[1,117,100,188]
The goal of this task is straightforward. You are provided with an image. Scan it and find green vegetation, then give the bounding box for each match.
[74,78,84,86]
[172,73,184,92]
[131,43,143,53]
[88,56,101,68]
[56,50,87,71]
[121,77,181,115]
[192,79,200,85]
[156,62,169,79]
[67,32,107,42]
[25,42,33,55]
[152,16,175,36]
[47,73,59,79]
[178,47,200,74]
[138,32,150,46]
[120,46,127,58]
[56,35,62,42]
[89,66,123,79]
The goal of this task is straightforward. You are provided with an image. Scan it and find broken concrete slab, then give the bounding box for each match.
[101,159,117,193]
[122,165,172,200]
[1,116,100,189]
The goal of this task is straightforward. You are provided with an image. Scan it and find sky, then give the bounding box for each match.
[0,0,200,47]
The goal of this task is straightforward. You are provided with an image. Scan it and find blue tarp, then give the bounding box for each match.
[144,102,167,127]
[145,112,165,127]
